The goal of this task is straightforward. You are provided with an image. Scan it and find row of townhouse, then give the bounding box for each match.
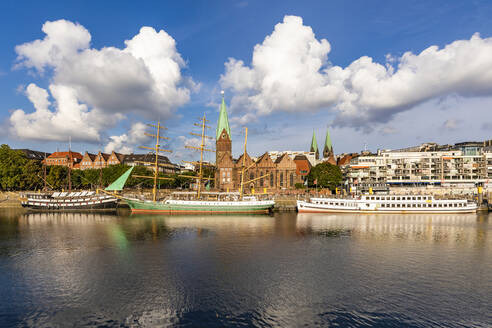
[343,141,492,189]
[41,150,180,173]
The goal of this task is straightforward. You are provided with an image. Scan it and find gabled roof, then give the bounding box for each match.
[235,152,254,166]
[83,152,96,161]
[256,152,275,167]
[274,153,288,164]
[216,93,231,140]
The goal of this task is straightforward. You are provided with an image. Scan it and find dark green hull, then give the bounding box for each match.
[125,198,274,214]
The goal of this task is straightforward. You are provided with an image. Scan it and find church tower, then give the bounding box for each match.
[216,91,232,164]
[323,128,336,165]
[310,130,319,160]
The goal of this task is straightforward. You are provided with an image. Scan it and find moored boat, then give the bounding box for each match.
[121,115,275,215]
[297,194,478,214]
[125,192,274,214]
[20,191,119,211]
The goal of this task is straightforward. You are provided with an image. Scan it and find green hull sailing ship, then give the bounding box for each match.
[121,107,275,214]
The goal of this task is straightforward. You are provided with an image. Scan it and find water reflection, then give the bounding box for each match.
[0,210,491,327]
[296,213,490,247]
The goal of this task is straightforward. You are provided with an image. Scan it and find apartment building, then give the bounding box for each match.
[344,142,491,188]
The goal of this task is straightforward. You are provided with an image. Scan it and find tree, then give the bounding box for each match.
[307,162,342,191]
[22,160,43,190]
[0,144,27,190]
[46,166,68,190]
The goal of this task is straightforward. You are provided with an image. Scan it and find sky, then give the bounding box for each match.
[1,0,492,163]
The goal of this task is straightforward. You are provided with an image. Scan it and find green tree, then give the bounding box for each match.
[0,144,27,190]
[46,166,68,190]
[22,160,43,190]
[307,162,342,191]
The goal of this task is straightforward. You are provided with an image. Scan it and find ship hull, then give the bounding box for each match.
[125,198,274,214]
[21,192,119,212]
[297,199,478,214]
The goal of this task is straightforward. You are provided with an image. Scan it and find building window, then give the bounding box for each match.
[290,173,294,187]
[270,172,274,186]
[280,172,284,187]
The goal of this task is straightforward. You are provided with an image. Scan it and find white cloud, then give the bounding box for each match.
[221,15,492,129]
[104,122,150,154]
[10,83,116,142]
[10,19,193,142]
[15,20,91,73]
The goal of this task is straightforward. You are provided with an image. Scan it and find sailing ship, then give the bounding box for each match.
[20,150,134,211]
[297,194,478,214]
[122,115,275,214]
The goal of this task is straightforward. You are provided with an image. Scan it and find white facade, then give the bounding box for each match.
[345,149,488,186]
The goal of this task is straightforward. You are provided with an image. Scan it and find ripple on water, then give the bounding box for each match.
[0,211,491,327]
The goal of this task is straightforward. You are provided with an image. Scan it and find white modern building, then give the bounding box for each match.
[344,142,491,189]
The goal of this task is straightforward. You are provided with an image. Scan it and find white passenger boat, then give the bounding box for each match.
[297,195,478,214]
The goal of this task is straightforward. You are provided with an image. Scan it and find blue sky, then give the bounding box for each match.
[1,0,492,162]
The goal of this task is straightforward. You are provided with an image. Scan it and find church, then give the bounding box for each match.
[215,94,335,192]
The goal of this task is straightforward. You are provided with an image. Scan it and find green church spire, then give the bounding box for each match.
[324,128,332,152]
[216,91,231,140]
[310,130,318,153]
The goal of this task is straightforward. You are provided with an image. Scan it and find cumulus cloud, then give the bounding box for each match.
[10,83,117,142]
[104,122,150,154]
[10,19,193,142]
[221,15,492,128]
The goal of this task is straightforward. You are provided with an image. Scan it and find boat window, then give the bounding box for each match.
[396,197,401,200]
[412,197,416,200]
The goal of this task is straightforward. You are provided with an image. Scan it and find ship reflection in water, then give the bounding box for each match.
[0,210,491,327]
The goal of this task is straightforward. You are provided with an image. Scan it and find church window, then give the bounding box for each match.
[290,173,294,186]
[280,173,284,187]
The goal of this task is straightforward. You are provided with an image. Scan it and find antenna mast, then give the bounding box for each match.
[133,120,173,202]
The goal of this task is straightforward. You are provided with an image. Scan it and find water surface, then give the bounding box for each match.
[0,209,491,327]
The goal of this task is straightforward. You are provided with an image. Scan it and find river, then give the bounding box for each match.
[0,209,491,327]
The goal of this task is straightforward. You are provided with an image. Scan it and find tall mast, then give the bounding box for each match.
[99,151,103,189]
[133,121,173,202]
[238,127,269,199]
[43,152,47,192]
[239,127,248,198]
[182,114,215,198]
[68,137,72,192]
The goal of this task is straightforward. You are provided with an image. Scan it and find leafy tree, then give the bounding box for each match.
[46,166,68,190]
[295,182,306,189]
[22,160,43,190]
[0,144,27,190]
[307,162,342,191]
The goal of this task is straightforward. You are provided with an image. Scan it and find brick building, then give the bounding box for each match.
[43,151,83,168]
[215,94,307,191]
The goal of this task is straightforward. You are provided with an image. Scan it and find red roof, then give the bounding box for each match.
[47,151,83,160]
